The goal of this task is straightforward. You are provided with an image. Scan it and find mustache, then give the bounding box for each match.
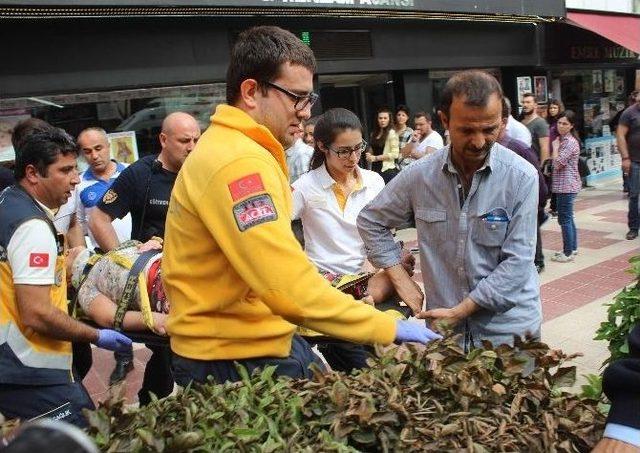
[464,141,494,154]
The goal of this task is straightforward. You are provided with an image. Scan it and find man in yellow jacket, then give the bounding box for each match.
[163,25,440,384]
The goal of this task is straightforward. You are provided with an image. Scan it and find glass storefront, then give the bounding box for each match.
[551,68,629,181]
[0,83,226,167]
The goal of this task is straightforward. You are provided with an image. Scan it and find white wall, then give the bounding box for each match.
[566,0,636,13]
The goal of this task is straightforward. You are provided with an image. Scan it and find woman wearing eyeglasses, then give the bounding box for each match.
[292,108,414,372]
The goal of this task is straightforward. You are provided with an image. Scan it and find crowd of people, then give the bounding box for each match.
[0,25,637,450]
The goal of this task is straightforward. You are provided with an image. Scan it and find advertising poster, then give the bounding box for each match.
[604,70,616,93]
[592,70,603,94]
[516,76,532,106]
[534,76,548,104]
[107,131,138,164]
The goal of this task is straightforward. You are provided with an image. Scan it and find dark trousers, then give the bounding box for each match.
[628,161,640,231]
[0,381,94,428]
[114,346,133,365]
[138,344,174,406]
[316,342,370,374]
[171,335,325,386]
[535,226,544,267]
[72,342,93,382]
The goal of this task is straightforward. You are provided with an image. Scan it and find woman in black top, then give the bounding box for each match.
[365,107,399,183]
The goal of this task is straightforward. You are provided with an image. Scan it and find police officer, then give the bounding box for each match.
[0,129,131,427]
[88,112,200,404]
[163,26,440,387]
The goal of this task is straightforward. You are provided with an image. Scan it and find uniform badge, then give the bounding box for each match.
[228,173,265,201]
[102,189,118,204]
[232,194,278,232]
[29,253,49,268]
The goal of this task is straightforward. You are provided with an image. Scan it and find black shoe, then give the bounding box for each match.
[626,230,638,240]
[109,358,133,385]
[536,264,545,273]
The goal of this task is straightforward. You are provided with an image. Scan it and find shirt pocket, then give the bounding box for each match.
[475,209,509,247]
[415,208,448,245]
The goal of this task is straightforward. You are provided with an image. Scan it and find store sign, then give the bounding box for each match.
[3,1,565,17]
[260,0,415,5]
[570,45,638,60]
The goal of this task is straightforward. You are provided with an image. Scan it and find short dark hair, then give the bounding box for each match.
[310,108,363,170]
[395,104,410,116]
[522,92,536,102]
[226,26,317,105]
[11,118,54,151]
[14,129,78,180]
[414,111,432,121]
[440,70,503,117]
[304,115,320,127]
[501,98,510,120]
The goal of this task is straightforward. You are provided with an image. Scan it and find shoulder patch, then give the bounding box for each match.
[228,173,265,201]
[233,194,278,232]
[29,253,49,268]
[102,189,118,204]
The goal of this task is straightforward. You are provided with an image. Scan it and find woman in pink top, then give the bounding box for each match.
[550,110,581,263]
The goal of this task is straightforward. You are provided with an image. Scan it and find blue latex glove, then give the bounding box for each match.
[96,329,132,352]
[395,320,442,344]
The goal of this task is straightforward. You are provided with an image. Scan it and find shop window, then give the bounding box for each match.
[0,83,226,166]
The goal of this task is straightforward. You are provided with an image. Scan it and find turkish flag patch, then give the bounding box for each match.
[228,173,265,201]
[29,253,49,268]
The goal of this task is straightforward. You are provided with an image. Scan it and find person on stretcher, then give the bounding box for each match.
[65,239,167,335]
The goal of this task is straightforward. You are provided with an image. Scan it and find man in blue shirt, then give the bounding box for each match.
[357,70,541,350]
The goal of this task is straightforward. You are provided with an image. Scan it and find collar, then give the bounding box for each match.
[317,163,364,191]
[212,104,288,178]
[441,143,495,175]
[84,160,123,182]
[35,198,56,220]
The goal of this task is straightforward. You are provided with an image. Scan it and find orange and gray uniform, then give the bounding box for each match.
[0,187,72,385]
[163,105,396,362]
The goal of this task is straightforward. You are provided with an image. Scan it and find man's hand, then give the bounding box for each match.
[622,158,631,176]
[593,438,640,453]
[95,329,132,352]
[395,319,442,344]
[151,313,168,336]
[385,263,424,315]
[418,297,479,330]
[365,153,375,163]
[400,249,416,276]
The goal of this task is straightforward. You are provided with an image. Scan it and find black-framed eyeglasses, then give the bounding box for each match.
[328,141,367,160]
[264,81,319,111]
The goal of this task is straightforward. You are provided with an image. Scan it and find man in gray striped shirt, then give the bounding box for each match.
[357,71,541,350]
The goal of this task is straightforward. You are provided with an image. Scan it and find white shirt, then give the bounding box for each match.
[286,138,314,183]
[506,116,533,147]
[53,188,77,234]
[399,130,444,169]
[76,162,131,248]
[292,164,385,275]
[9,203,58,286]
[417,130,444,157]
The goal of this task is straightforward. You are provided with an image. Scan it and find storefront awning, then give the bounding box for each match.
[567,11,640,54]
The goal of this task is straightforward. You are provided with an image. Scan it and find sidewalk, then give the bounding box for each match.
[83,180,637,404]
